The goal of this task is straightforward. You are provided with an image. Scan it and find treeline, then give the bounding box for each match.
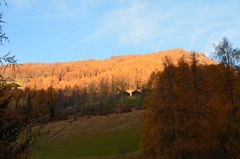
[141,38,240,159]
[8,82,142,121]
[3,49,215,90]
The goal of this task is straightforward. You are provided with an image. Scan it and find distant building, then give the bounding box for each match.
[118,89,142,96]
[4,83,21,91]
[118,90,130,96]
[132,90,142,96]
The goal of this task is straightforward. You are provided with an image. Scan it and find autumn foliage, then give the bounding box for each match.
[3,49,215,90]
[141,53,240,159]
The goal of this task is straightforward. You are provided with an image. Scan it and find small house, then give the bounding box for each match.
[118,90,130,97]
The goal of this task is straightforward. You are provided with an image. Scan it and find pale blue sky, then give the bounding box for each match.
[1,0,240,63]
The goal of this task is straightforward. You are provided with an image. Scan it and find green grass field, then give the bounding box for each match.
[31,110,143,159]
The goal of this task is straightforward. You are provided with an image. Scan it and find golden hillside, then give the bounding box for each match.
[5,48,216,90]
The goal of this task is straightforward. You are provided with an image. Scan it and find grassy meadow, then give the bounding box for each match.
[31,110,143,159]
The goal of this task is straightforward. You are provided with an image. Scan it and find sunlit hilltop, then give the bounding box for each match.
[5,48,215,90]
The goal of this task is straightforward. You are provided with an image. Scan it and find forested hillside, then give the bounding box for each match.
[4,49,215,90]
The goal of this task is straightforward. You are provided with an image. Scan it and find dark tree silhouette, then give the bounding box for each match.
[214,37,240,67]
[0,2,31,159]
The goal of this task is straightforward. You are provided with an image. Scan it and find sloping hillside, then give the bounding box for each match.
[4,49,215,90]
[32,110,143,159]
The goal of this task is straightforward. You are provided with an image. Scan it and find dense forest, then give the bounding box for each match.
[3,49,215,90]
[141,38,240,159]
[1,49,216,120]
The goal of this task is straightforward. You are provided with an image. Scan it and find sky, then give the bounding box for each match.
[0,0,240,63]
